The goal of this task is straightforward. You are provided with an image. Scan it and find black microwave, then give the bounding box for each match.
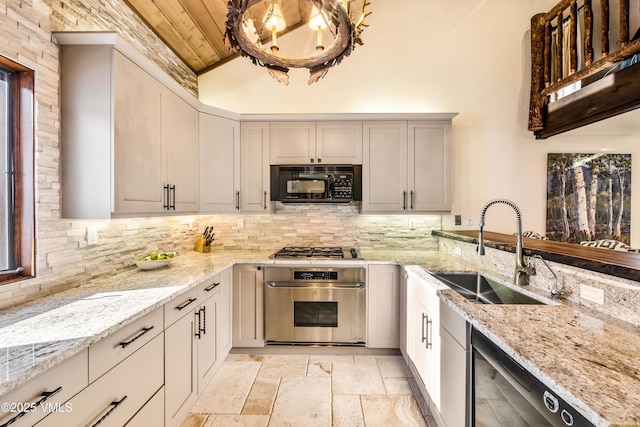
[270,165,362,203]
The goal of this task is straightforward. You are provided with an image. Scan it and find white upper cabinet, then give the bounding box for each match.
[269,121,362,165]
[240,122,270,211]
[362,120,452,213]
[316,121,363,164]
[199,113,241,212]
[60,45,199,218]
[164,90,199,212]
[408,122,451,212]
[362,121,409,212]
[199,118,269,213]
[269,122,316,164]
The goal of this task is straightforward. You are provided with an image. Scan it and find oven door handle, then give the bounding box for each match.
[265,281,365,289]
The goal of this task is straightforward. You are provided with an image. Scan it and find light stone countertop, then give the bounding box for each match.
[438,286,640,427]
[0,248,639,427]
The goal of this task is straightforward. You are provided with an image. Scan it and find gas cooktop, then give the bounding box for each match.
[270,246,363,260]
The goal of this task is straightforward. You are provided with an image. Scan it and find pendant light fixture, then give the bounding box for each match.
[225,0,372,85]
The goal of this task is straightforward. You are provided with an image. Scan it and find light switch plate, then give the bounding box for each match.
[87,226,98,246]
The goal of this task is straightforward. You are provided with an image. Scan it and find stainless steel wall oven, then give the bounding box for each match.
[264,266,366,346]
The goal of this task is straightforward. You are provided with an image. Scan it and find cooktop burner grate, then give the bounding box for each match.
[273,246,345,258]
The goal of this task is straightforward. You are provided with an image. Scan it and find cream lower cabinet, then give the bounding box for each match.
[362,120,452,213]
[164,287,199,427]
[367,264,401,348]
[216,267,233,362]
[405,270,442,416]
[36,334,163,427]
[439,299,470,427]
[232,264,265,347]
[0,350,88,427]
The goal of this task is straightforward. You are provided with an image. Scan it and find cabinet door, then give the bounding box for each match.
[269,122,316,164]
[164,90,199,212]
[361,121,408,212]
[240,122,270,211]
[408,121,451,212]
[407,273,440,407]
[199,113,240,212]
[439,300,469,426]
[165,310,197,427]
[367,264,400,348]
[196,293,218,394]
[316,121,363,164]
[217,267,233,358]
[113,51,164,213]
[400,269,408,360]
[232,264,264,347]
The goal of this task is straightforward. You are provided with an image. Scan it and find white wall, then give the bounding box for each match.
[199,0,640,245]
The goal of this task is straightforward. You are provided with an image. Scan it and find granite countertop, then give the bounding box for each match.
[1,248,639,427]
[438,286,640,427]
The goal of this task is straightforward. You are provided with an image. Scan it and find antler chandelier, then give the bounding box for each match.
[225,0,372,85]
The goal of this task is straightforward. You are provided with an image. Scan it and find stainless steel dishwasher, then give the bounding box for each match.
[472,329,596,427]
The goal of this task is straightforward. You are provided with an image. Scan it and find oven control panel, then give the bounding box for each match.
[294,271,338,280]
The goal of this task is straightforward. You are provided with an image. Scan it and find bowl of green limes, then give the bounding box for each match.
[135,251,176,270]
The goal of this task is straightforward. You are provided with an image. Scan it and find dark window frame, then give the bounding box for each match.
[0,55,35,285]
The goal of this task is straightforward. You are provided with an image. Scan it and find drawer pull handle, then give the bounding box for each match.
[204,282,220,292]
[119,326,154,349]
[421,313,427,343]
[175,297,197,311]
[90,396,127,427]
[0,387,62,427]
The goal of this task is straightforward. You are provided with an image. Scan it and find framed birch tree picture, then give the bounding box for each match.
[546,153,632,245]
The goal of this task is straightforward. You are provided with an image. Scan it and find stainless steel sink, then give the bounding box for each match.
[433,272,547,305]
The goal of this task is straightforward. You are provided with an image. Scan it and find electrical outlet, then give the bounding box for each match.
[409,218,416,230]
[87,226,98,246]
[466,215,473,226]
[580,284,605,305]
[237,218,245,229]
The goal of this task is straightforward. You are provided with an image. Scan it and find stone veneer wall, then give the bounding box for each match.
[438,237,640,327]
[48,0,198,96]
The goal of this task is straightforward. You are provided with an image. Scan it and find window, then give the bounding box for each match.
[0,55,35,284]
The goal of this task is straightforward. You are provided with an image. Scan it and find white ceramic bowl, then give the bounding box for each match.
[135,252,176,270]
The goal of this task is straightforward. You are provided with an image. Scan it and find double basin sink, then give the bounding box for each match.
[432,272,547,305]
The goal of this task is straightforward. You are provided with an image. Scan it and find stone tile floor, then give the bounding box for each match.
[181,354,433,427]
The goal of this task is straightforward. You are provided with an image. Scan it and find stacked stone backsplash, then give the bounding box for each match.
[438,237,640,327]
[2,205,440,309]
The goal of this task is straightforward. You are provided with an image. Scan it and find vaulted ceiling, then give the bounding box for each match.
[123,0,314,74]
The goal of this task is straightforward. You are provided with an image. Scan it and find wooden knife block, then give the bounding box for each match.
[194,235,211,253]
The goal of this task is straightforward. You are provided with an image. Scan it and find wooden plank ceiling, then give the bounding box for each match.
[124,0,313,74]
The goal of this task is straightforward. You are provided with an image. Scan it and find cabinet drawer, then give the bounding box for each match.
[0,350,88,427]
[89,308,163,382]
[36,334,164,427]
[198,273,221,302]
[124,387,164,427]
[164,287,198,328]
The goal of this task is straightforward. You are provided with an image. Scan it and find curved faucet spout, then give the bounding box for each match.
[478,198,526,285]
